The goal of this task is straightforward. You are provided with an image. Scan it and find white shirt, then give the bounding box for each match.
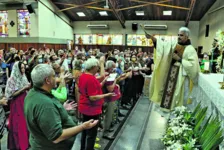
[57,58,69,71]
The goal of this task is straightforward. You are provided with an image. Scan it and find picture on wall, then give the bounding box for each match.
[127,34,177,47]
[97,34,103,45]
[0,11,8,37]
[75,34,123,45]
[154,35,178,43]
[75,34,83,45]
[127,34,153,47]
[127,35,137,46]
[112,34,123,45]
[82,34,97,45]
[17,10,31,37]
[102,34,112,45]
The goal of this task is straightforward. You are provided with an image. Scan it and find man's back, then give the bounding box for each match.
[24,88,76,150]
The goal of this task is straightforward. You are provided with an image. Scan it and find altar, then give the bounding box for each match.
[191,73,224,121]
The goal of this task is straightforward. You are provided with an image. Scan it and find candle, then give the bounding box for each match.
[204,62,210,71]
[223,74,224,83]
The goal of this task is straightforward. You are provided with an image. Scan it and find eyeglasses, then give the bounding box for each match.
[178,34,184,37]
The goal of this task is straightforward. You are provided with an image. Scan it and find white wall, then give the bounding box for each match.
[7,9,38,37]
[198,0,224,53]
[74,21,200,47]
[38,0,73,40]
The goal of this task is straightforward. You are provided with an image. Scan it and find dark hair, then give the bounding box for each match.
[107,57,117,63]
[25,51,29,55]
[30,50,35,55]
[18,61,25,74]
[49,55,55,61]
[34,55,38,60]
[77,53,84,60]
[28,47,34,51]
[14,56,21,61]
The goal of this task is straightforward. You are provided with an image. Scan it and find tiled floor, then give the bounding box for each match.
[109,96,151,150]
[139,104,168,150]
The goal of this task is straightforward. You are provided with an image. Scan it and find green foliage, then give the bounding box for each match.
[162,104,224,150]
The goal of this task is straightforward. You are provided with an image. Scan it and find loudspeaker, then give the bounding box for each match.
[26,4,35,14]
[205,25,209,37]
[132,23,138,31]
[198,46,203,53]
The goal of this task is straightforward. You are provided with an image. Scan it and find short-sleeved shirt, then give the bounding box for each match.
[24,88,76,150]
[78,73,103,116]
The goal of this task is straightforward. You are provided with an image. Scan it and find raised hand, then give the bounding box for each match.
[99,56,105,64]
[0,97,8,106]
[63,72,73,79]
[63,101,77,111]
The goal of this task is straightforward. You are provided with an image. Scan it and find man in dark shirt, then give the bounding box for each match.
[24,64,98,150]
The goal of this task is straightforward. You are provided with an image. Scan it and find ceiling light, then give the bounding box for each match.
[163,10,172,16]
[99,11,108,16]
[77,12,86,17]
[135,11,144,16]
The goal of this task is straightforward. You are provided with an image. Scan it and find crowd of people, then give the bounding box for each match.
[0,46,154,150]
[0,26,204,150]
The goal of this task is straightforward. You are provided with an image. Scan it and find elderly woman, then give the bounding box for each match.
[5,61,30,150]
[78,58,114,150]
[102,60,120,140]
[103,60,131,139]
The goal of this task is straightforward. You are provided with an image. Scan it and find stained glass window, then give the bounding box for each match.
[0,11,8,37]
[17,10,30,37]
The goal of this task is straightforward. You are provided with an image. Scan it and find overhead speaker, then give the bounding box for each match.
[26,4,35,14]
[197,46,203,54]
[205,25,209,37]
[132,23,138,31]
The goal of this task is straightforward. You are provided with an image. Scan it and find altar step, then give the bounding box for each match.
[108,96,152,150]
[138,103,167,150]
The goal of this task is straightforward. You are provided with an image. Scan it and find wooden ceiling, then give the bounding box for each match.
[51,0,216,22]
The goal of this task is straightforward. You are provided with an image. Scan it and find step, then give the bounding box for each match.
[109,96,152,150]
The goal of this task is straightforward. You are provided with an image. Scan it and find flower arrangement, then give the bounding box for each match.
[162,104,224,150]
[216,30,224,49]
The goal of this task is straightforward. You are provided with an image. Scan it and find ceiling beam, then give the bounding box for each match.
[55,1,113,12]
[185,0,196,27]
[130,0,190,10]
[108,0,126,28]
[118,0,171,11]
[57,1,102,12]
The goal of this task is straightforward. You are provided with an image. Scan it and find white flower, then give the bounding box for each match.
[216,30,224,48]
[167,141,183,150]
[189,138,196,147]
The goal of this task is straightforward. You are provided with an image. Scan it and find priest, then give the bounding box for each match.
[145,27,200,110]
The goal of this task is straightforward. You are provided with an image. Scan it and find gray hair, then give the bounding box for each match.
[179,27,190,37]
[31,64,54,87]
[84,58,99,71]
[106,60,115,70]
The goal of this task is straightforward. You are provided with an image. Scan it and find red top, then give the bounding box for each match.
[78,73,104,116]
